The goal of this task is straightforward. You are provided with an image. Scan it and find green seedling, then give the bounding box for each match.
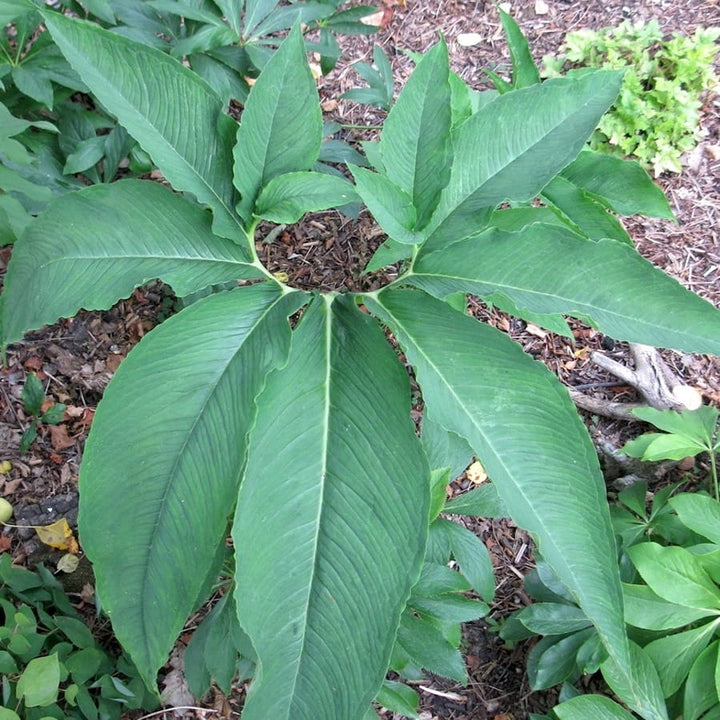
[19,373,66,453]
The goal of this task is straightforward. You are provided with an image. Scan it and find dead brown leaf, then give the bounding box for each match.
[49,424,75,451]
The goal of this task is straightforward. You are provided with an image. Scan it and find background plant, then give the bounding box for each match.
[4,7,720,720]
[0,554,157,720]
[18,372,66,452]
[504,484,720,720]
[542,20,720,175]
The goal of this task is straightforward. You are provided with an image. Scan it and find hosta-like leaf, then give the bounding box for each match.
[418,69,623,254]
[255,171,357,223]
[234,24,322,221]
[380,39,452,228]
[560,150,674,219]
[233,295,429,720]
[79,284,304,687]
[554,694,638,720]
[367,288,635,699]
[43,11,243,243]
[2,180,262,348]
[350,166,420,245]
[411,224,720,354]
[498,8,541,88]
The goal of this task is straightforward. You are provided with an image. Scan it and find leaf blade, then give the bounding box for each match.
[2,180,261,347]
[233,295,429,720]
[78,284,303,686]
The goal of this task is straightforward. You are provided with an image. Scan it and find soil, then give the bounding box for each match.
[2,1,720,718]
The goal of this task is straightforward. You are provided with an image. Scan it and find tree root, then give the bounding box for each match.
[569,343,702,420]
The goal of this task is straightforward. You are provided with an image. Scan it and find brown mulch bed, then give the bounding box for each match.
[2,1,720,718]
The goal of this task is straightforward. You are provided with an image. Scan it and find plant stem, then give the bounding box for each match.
[711,450,718,502]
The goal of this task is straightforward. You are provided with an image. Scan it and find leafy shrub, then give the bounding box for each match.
[506,484,720,720]
[3,8,720,720]
[0,554,157,720]
[542,20,720,175]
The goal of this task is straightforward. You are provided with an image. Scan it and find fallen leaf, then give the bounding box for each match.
[35,518,79,553]
[535,0,549,14]
[360,7,393,29]
[57,553,80,573]
[0,535,11,552]
[49,424,75,451]
[0,460,11,474]
[457,32,483,47]
[322,99,338,112]
[467,460,487,485]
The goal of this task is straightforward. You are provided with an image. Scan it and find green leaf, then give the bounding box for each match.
[601,641,669,720]
[516,603,593,635]
[628,543,720,611]
[626,433,706,461]
[363,237,412,274]
[42,11,242,242]
[560,150,674,219]
[541,174,632,244]
[498,8,541,88]
[79,284,303,687]
[2,180,262,348]
[21,373,44,416]
[410,593,488,624]
[437,517,495,601]
[670,494,720,544]
[411,224,720,355]
[443,483,508,518]
[623,583,716,631]
[53,616,95,649]
[644,620,719,697]
[684,641,720,720]
[395,609,467,683]
[376,680,418,718]
[528,629,594,690]
[554,694,637,720]
[632,406,718,445]
[420,416,473,480]
[184,591,248,697]
[255,171,357,223]
[380,39,452,229]
[234,24,322,221]
[17,653,60,707]
[367,288,632,687]
[232,295,429,720]
[349,166,420,245]
[418,70,623,255]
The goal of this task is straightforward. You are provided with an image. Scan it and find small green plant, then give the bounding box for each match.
[505,485,720,720]
[0,553,158,720]
[19,373,66,452]
[622,406,720,500]
[4,8,720,720]
[542,20,720,175]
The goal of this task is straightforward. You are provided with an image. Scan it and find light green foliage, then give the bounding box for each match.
[4,9,720,720]
[508,486,720,720]
[542,20,720,175]
[0,554,157,720]
[623,406,720,499]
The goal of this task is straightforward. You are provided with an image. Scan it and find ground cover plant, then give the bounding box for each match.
[0,554,157,720]
[542,20,720,175]
[504,481,720,720]
[4,6,720,720]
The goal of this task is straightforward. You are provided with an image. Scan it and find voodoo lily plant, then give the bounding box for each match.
[4,7,720,720]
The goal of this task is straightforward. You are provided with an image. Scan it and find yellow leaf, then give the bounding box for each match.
[35,518,79,553]
[467,460,487,485]
[57,553,80,573]
[0,460,11,474]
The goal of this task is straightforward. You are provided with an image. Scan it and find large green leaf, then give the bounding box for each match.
[367,288,636,698]
[234,24,322,221]
[42,11,243,243]
[232,295,429,720]
[1,180,262,348]
[410,224,720,354]
[560,150,674,219]
[379,39,452,229]
[79,284,303,686]
[418,69,623,255]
